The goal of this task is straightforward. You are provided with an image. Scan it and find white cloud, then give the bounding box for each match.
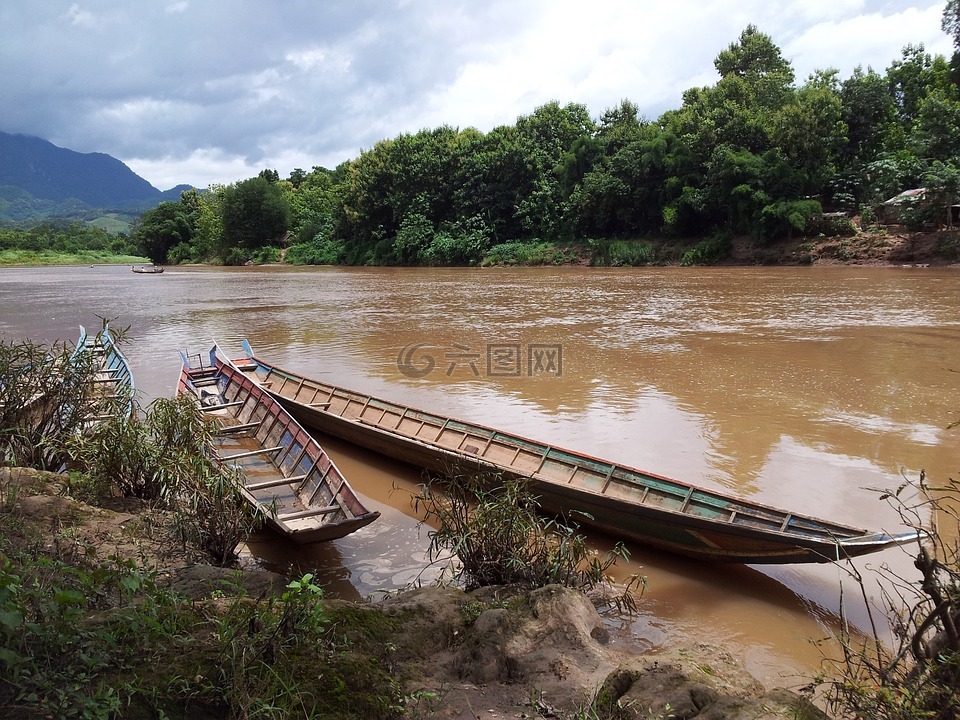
[64,3,95,28]
[125,148,263,190]
[2,1,954,188]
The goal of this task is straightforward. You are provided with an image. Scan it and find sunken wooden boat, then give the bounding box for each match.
[228,340,922,564]
[177,346,380,544]
[73,324,135,423]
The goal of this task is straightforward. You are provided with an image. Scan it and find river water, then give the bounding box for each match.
[3,263,958,688]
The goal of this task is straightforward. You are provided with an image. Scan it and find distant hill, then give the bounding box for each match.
[0,131,192,228]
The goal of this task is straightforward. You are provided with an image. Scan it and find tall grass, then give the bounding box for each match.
[414,471,645,609]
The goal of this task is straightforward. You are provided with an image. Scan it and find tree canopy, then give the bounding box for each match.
[131,19,960,267]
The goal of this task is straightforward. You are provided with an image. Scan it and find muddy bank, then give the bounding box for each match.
[0,467,826,719]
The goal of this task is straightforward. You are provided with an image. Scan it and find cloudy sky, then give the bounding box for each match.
[1,1,953,190]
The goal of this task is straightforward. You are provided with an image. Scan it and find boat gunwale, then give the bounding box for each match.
[237,351,907,551]
[74,324,136,420]
[178,347,379,542]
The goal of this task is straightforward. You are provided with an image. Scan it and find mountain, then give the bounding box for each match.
[0,131,191,226]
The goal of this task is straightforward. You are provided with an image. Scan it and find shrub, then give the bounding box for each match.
[286,237,345,265]
[249,246,281,264]
[413,471,644,608]
[481,241,560,266]
[680,233,732,266]
[807,212,857,237]
[68,394,263,565]
[0,329,129,471]
[590,239,656,266]
[757,199,822,242]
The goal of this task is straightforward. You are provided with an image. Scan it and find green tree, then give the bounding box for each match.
[944,0,960,52]
[393,211,434,264]
[219,177,290,260]
[513,101,596,239]
[840,67,896,170]
[714,25,795,109]
[134,202,191,264]
[772,69,847,195]
[887,44,957,127]
[912,89,960,161]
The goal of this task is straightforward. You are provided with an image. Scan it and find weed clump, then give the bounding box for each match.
[414,471,645,609]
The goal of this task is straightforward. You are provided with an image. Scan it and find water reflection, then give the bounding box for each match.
[3,263,959,686]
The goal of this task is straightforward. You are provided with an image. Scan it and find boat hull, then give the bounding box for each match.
[178,348,379,544]
[74,324,135,423]
[235,346,921,564]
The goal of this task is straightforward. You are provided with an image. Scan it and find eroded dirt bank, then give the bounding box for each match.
[1,467,827,719]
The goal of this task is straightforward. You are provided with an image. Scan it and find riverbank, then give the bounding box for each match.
[2,229,956,269]
[0,249,148,267]
[725,228,960,267]
[0,467,827,719]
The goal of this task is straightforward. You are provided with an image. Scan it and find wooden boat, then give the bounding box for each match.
[131,265,164,274]
[228,340,923,564]
[177,345,380,544]
[72,324,135,423]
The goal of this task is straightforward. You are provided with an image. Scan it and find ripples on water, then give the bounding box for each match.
[3,263,959,686]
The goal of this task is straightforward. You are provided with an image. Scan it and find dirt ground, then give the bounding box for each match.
[728,227,959,267]
[0,467,831,719]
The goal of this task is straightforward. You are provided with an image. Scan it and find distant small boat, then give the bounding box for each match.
[131,265,164,274]
[230,341,923,564]
[177,345,380,544]
[72,324,135,424]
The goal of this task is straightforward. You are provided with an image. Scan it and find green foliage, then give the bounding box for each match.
[589,238,656,266]
[481,240,566,266]
[393,210,434,264]
[134,201,192,264]
[0,221,144,266]
[757,199,822,241]
[413,472,644,609]
[220,176,291,251]
[806,212,857,237]
[123,25,960,267]
[0,332,128,471]
[0,551,186,720]
[938,231,960,259]
[680,233,733,265]
[249,245,281,264]
[285,236,345,265]
[0,521,404,720]
[67,394,263,565]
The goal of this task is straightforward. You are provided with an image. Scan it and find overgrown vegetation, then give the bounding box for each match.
[1,332,260,566]
[66,393,262,565]
[0,329,130,470]
[119,13,960,267]
[816,472,960,719]
[414,471,645,609]
[0,490,405,720]
[0,222,145,266]
[0,332,408,718]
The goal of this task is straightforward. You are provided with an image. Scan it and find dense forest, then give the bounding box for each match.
[33,15,960,266]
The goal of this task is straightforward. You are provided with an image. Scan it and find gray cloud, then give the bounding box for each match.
[1,1,952,189]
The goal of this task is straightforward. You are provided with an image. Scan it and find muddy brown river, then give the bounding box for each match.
[3,263,958,688]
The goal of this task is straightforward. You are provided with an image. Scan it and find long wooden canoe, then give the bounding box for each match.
[73,324,135,423]
[229,340,922,563]
[178,346,380,544]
